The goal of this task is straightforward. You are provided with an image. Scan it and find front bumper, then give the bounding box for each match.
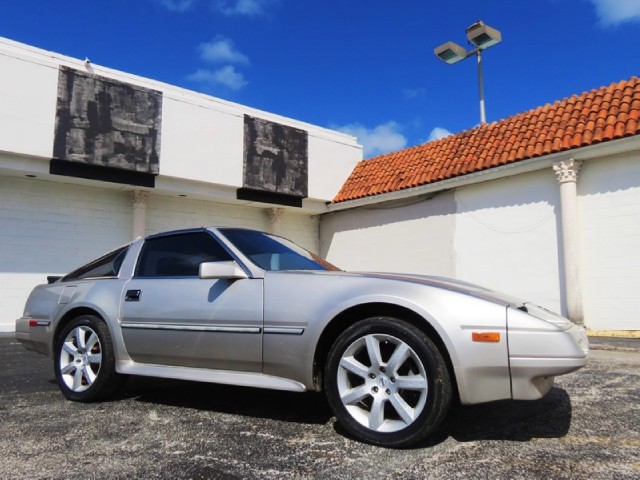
[508,320,589,400]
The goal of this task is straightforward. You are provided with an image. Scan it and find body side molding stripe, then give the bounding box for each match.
[121,323,261,334]
[263,327,305,335]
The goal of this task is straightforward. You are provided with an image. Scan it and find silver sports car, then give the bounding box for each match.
[16,227,588,447]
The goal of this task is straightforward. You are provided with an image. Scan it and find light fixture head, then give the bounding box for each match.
[434,41,468,64]
[466,20,502,49]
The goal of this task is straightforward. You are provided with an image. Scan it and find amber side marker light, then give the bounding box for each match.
[472,332,501,343]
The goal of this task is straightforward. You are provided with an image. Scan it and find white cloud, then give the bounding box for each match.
[588,0,640,26]
[403,88,426,99]
[187,66,248,90]
[214,0,273,16]
[197,36,249,64]
[155,0,277,16]
[333,121,407,157]
[190,36,250,92]
[157,0,197,12]
[426,127,452,142]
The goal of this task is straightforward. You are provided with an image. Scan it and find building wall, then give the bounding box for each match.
[320,173,562,310]
[320,190,457,276]
[3,38,639,333]
[145,195,268,236]
[320,161,640,331]
[578,152,640,330]
[0,38,361,206]
[454,170,564,313]
[145,195,318,252]
[0,43,57,159]
[0,176,132,331]
[160,97,244,188]
[0,37,355,332]
[0,175,319,332]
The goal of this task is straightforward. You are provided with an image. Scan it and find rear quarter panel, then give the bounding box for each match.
[18,239,142,361]
[18,279,128,358]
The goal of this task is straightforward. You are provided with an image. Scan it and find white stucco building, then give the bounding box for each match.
[2,37,639,335]
[0,37,361,331]
[321,77,640,335]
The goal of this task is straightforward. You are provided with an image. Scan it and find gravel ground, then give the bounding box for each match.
[1,335,639,479]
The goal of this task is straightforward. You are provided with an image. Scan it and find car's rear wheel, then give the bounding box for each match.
[324,317,451,447]
[54,315,126,402]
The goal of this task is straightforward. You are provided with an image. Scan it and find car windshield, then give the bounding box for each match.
[218,228,340,272]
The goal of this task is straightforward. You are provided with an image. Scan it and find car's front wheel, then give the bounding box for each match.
[54,315,126,402]
[324,317,451,447]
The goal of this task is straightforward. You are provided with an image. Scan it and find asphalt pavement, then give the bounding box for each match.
[1,334,639,480]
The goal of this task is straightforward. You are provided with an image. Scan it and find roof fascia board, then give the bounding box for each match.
[327,134,640,212]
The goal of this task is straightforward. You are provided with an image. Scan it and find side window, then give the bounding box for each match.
[62,246,130,281]
[135,232,232,278]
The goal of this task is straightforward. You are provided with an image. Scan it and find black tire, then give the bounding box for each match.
[54,315,127,402]
[324,317,451,447]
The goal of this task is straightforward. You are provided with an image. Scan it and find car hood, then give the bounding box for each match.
[367,272,525,307]
[283,270,526,307]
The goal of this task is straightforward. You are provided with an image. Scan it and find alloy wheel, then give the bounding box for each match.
[59,325,102,392]
[336,333,428,433]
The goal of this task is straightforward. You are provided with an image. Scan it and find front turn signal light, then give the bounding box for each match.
[472,332,501,343]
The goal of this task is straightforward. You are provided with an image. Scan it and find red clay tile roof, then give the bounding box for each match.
[333,76,640,203]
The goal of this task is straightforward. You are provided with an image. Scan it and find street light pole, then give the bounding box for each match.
[434,21,502,125]
[476,49,486,124]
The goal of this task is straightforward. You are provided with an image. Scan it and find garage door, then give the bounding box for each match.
[0,175,132,331]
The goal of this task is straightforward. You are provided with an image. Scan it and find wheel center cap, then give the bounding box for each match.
[378,377,388,387]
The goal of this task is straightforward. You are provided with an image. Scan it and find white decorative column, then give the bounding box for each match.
[553,158,583,324]
[132,190,149,239]
[266,207,285,235]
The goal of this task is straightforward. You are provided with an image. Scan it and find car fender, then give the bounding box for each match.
[262,272,510,403]
[306,288,511,404]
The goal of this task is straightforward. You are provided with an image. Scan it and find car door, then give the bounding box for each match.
[120,230,263,372]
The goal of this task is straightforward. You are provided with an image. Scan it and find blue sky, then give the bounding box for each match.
[2,0,639,158]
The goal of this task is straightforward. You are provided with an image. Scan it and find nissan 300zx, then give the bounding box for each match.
[16,227,589,447]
